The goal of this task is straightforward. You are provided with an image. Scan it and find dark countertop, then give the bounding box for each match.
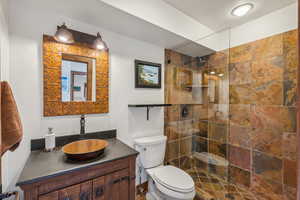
[17,138,138,186]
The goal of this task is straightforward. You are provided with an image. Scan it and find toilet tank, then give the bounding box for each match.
[134,135,167,169]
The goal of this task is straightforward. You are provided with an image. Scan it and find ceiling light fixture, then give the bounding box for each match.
[231,3,254,17]
[54,23,74,44]
[93,32,108,50]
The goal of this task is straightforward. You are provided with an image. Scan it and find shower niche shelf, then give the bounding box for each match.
[128,104,172,120]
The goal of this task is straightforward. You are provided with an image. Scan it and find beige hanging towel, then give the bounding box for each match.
[1,81,23,155]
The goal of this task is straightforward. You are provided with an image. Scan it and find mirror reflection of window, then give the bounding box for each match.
[61,55,96,102]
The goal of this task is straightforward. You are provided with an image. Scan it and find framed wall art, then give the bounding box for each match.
[135,60,161,89]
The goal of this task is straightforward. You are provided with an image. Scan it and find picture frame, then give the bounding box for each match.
[135,60,162,88]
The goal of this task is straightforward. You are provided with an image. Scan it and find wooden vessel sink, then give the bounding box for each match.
[62,139,108,161]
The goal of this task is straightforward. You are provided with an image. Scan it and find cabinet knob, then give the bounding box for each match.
[95,187,104,197]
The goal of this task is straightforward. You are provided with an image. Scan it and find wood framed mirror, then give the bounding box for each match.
[43,32,109,116]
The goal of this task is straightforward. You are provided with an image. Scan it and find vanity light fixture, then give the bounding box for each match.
[210,71,216,75]
[93,32,108,50]
[218,73,224,77]
[54,23,75,44]
[231,3,254,17]
[54,23,74,44]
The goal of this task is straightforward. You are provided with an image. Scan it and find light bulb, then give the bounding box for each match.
[59,36,67,42]
[232,3,253,17]
[97,44,105,50]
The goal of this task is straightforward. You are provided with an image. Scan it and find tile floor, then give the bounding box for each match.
[136,167,257,200]
[136,192,147,200]
[186,168,257,200]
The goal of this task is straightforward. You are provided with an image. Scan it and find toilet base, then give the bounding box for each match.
[146,179,164,200]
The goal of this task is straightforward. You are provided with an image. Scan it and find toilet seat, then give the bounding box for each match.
[146,165,195,200]
[151,166,194,193]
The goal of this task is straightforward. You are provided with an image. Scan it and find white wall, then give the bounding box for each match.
[0,0,9,81]
[3,0,165,192]
[0,0,13,192]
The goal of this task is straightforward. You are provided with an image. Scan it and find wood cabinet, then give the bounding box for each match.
[20,156,136,200]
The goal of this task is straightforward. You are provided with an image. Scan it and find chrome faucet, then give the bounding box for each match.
[80,115,85,135]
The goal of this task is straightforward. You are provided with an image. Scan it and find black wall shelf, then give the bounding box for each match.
[128,104,172,120]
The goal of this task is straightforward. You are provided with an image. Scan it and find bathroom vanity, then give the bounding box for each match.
[17,131,138,200]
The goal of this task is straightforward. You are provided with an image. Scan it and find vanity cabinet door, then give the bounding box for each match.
[93,176,105,200]
[118,169,129,200]
[39,191,58,200]
[104,169,129,200]
[58,181,93,200]
[58,184,81,200]
[39,181,92,200]
[80,181,93,200]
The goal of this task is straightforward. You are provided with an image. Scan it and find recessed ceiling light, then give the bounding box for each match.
[231,3,254,17]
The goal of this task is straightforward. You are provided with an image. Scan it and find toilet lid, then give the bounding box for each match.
[153,166,194,193]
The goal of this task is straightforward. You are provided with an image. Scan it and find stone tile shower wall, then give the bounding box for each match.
[164,29,298,200]
[228,29,298,200]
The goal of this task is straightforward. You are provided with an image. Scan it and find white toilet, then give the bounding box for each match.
[134,135,195,200]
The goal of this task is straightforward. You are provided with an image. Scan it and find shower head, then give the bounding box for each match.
[195,55,210,67]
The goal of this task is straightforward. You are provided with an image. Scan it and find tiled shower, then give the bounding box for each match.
[164,29,298,200]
